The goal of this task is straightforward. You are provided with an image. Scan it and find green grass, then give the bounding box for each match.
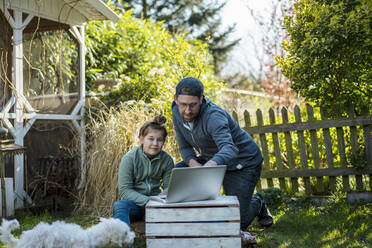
[1,198,371,248]
[250,202,372,248]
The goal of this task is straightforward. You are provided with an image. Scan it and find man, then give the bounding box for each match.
[172,77,273,244]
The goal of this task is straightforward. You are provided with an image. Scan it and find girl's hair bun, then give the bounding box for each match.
[152,114,166,125]
[139,114,168,139]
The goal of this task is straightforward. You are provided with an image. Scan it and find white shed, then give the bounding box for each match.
[0,0,120,209]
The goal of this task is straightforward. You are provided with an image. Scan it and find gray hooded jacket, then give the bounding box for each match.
[172,97,263,170]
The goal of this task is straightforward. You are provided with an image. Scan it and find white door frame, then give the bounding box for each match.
[1,9,86,208]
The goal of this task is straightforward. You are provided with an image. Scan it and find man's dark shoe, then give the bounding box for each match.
[255,193,273,227]
[257,201,273,227]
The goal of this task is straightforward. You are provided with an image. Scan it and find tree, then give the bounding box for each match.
[110,0,240,74]
[85,11,222,107]
[244,0,298,109]
[278,0,372,113]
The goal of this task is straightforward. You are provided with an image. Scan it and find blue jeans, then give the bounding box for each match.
[113,199,145,226]
[175,159,262,230]
[223,163,262,230]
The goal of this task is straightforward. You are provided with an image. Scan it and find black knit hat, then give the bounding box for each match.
[175,77,204,97]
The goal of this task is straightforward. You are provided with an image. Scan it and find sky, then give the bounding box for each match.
[219,0,271,77]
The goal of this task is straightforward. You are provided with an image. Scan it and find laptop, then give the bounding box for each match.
[151,165,227,204]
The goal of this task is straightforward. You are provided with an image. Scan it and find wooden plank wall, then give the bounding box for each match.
[232,104,372,194]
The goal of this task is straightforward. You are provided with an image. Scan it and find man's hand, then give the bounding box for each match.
[204,160,218,167]
[188,159,202,167]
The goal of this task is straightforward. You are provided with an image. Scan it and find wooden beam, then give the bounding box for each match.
[72,24,86,190]
[85,0,121,23]
[244,116,372,134]
[262,167,372,178]
[10,10,33,209]
[23,114,82,120]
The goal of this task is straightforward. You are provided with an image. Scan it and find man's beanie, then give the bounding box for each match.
[176,77,204,97]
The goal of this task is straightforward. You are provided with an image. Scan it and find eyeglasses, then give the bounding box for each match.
[178,102,199,109]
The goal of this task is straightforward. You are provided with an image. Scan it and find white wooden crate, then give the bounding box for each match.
[146,195,241,248]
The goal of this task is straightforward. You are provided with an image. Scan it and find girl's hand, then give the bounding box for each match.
[188,159,202,167]
[158,192,166,198]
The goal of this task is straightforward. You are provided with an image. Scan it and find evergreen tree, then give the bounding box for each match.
[111,0,240,74]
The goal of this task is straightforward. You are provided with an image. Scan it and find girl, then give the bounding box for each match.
[113,114,174,226]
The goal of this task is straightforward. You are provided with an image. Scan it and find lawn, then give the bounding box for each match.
[1,189,371,248]
[250,202,371,248]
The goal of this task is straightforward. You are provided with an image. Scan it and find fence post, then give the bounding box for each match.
[232,111,238,123]
[281,107,298,192]
[269,108,286,191]
[243,110,262,190]
[334,105,350,192]
[361,106,372,190]
[244,110,251,128]
[320,107,336,192]
[256,109,272,188]
[347,104,363,191]
[306,104,324,193]
[294,105,312,194]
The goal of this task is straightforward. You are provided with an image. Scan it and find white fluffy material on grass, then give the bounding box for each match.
[0,217,135,248]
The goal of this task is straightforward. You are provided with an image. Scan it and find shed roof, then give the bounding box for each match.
[0,0,120,26]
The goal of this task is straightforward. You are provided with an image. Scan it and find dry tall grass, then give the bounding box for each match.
[77,100,180,217]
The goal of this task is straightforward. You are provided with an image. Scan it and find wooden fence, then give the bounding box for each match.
[232,104,372,194]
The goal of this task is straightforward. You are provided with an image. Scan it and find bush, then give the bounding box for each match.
[277,0,372,113]
[85,10,222,108]
[259,187,286,211]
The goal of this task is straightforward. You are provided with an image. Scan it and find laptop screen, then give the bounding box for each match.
[164,165,227,203]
